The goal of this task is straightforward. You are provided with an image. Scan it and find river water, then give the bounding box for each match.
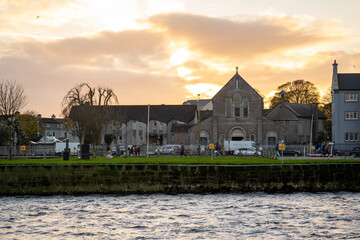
[0,193,359,239]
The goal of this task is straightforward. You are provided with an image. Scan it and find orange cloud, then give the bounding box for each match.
[21,30,168,70]
[147,13,343,60]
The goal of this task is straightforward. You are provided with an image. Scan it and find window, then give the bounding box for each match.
[235,78,239,88]
[234,93,240,117]
[243,98,249,117]
[345,132,359,142]
[345,111,358,120]
[345,93,358,102]
[139,130,143,141]
[250,134,256,142]
[132,121,137,129]
[226,98,232,117]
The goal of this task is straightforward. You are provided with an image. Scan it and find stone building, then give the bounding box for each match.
[185,67,285,148]
[264,102,326,144]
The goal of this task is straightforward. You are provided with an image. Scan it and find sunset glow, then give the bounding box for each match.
[0,0,359,116]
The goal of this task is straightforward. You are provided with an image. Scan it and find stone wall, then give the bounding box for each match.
[0,164,359,195]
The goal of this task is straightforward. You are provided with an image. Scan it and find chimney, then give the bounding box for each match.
[332,60,338,76]
[332,60,339,90]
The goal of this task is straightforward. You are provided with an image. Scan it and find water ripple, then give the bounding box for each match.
[0,192,359,239]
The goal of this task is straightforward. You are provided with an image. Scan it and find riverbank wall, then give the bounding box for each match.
[1,164,359,195]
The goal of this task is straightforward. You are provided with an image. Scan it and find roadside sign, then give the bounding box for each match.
[74,146,77,151]
[209,143,215,149]
[279,144,285,150]
[20,145,26,151]
[311,145,315,150]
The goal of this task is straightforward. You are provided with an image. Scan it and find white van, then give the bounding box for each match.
[224,141,257,153]
[55,142,80,156]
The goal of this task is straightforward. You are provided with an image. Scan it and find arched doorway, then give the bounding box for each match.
[200,130,209,146]
[266,130,278,146]
[230,128,246,141]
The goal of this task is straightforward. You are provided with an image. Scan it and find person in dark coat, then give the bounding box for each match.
[180,143,187,157]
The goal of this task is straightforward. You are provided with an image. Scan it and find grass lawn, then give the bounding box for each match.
[0,156,360,165]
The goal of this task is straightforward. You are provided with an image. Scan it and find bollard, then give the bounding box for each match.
[190,149,193,156]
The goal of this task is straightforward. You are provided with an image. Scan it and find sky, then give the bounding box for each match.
[1,0,360,117]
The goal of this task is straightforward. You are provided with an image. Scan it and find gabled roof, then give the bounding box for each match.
[265,102,326,119]
[70,105,197,124]
[282,103,326,119]
[212,69,263,100]
[338,73,360,90]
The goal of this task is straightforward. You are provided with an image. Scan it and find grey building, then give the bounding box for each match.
[40,114,78,142]
[71,105,197,146]
[265,102,326,144]
[331,60,360,150]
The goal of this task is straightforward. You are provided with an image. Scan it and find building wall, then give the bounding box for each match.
[211,74,264,145]
[333,90,360,149]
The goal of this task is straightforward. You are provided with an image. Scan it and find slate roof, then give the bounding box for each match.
[183,99,212,109]
[70,105,197,124]
[337,73,360,90]
[171,123,194,133]
[40,118,61,124]
[283,103,326,119]
[199,110,213,121]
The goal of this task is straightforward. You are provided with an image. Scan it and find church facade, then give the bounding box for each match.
[185,68,285,148]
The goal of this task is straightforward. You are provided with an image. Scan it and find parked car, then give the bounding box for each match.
[350,147,360,157]
[111,146,125,156]
[281,149,301,156]
[233,148,261,156]
[155,145,181,155]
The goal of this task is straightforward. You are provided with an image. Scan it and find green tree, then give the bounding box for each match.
[104,134,114,147]
[15,111,43,142]
[269,79,320,109]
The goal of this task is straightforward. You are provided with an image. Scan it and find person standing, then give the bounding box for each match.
[215,143,222,156]
[180,143,187,157]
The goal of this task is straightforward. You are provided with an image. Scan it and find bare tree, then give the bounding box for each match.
[0,80,27,116]
[0,80,27,156]
[63,83,118,157]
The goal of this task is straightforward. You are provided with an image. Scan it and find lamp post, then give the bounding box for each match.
[8,115,14,160]
[197,94,201,156]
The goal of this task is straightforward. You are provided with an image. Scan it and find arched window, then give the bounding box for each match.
[225,98,232,117]
[250,133,256,142]
[200,130,209,146]
[234,93,240,117]
[219,134,225,146]
[243,98,249,117]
